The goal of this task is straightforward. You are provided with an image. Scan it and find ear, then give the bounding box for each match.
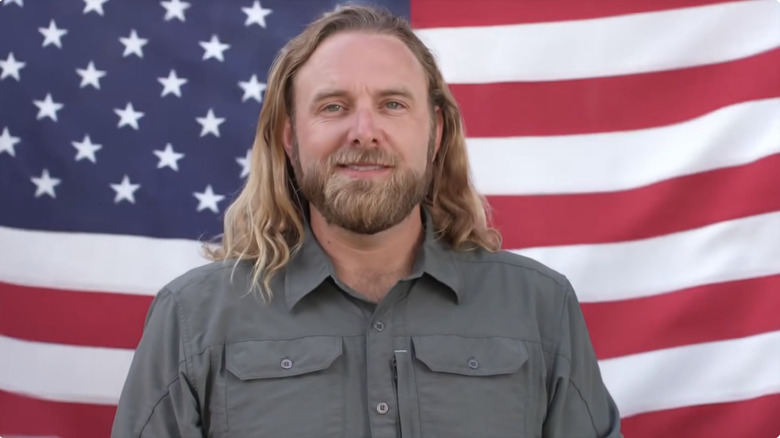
[433,106,444,157]
[282,117,294,159]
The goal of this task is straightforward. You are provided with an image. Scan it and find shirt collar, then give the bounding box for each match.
[283,206,462,311]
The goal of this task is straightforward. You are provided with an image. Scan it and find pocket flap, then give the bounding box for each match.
[412,335,528,376]
[226,336,343,380]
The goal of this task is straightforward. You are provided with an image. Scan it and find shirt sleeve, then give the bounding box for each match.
[111,288,204,438]
[543,280,623,438]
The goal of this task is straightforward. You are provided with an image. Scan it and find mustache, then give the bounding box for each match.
[328,148,399,167]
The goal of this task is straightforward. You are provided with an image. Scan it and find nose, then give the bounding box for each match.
[348,106,380,148]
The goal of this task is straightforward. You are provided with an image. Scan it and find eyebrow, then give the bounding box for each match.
[376,87,415,101]
[310,87,416,106]
[311,88,349,104]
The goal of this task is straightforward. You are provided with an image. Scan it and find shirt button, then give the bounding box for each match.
[280,358,293,369]
[467,357,479,369]
[376,402,389,414]
[373,321,385,332]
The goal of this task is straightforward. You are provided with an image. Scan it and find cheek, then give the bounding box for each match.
[397,118,435,167]
[405,136,433,170]
[296,124,344,166]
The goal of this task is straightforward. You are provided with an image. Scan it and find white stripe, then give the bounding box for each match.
[0,335,133,405]
[468,98,780,195]
[4,330,779,417]
[2,201,779,303]
[416,1,780,83]
[514,211,780,302]
[600,330,780,417]
[0,226,208,295]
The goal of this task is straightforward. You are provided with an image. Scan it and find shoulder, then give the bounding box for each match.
[451,247,571,290]
[145,258,267,347]
[447,247,578,332]
[150,258,257,319]
[162,258,246,296]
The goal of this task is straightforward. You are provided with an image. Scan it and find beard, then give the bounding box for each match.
[291,135,435,235]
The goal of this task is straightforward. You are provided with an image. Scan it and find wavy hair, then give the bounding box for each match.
[206,3,502,301]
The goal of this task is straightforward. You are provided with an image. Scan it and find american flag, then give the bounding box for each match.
[1,0,779,437]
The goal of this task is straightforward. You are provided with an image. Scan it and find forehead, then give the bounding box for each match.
[294,32,428,100]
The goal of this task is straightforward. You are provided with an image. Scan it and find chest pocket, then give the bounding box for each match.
[225,336,344,437]
[411,335,530,438]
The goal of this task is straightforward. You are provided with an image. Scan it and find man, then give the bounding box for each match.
[112,4,622,437]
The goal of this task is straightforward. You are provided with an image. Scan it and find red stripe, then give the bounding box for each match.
[3,275,778,364]
[621,393,780,438]
[451,48,780,137]
[4,155,780,350]
[490,152,780,249]
[0,390,116,438]
[411,0,750,28]
[0,282,151,349]
[582,274,780,360]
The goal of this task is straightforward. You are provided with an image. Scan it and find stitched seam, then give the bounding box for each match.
[342,340,347,438]
[411,339,424,435]
[138,376,183,436]
[449,257,569,288]
[225,353,230,438]
[186,334,364,360]
[166,262,237,292]
[552,351,573,366]
[186,334,553,363]
[569,378,600,434]
[169,291,194,377]
[552,282,574,362]
[169,289,207,434]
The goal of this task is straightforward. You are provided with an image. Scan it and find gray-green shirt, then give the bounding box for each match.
[112,214,622,438]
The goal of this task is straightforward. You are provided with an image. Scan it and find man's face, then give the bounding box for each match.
[285,32,442,235]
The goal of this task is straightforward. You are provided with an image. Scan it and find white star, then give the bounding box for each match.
[72,134,102,163]
[193,185,225,213]
[31,169,61,198]
[39,20,68,49]
[236,149,251,178]
[196,108,225,137]
[3,0,24,6]
[153,143,184,171]
[160,0,190,22]
[114,102,144,130]
[199,35,230,62]
[75,61,106,89]
[158,69,187,97]
[0,52,26,81]
[33,93,64,122]
[110,175,140,204]
[119,29,148,58]
[238,74,266,103]
[0,127,21,156]
[83,0,109,15]
[242,1,272,28]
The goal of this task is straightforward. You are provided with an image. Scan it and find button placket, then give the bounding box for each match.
[365,282,413,436]
[369,318,390,418]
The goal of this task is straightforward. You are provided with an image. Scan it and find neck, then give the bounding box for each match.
[309,205,424,302]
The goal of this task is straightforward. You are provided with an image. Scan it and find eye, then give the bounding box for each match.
[323,104,342,112]
[385,101,403,110]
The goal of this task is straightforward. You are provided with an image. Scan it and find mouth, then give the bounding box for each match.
[335,163,393,177]
[337,163,392,171]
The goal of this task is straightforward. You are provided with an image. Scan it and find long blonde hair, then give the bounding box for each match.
[207,4,502,300]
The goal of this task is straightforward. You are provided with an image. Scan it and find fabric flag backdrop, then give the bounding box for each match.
[1,0,779,437]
